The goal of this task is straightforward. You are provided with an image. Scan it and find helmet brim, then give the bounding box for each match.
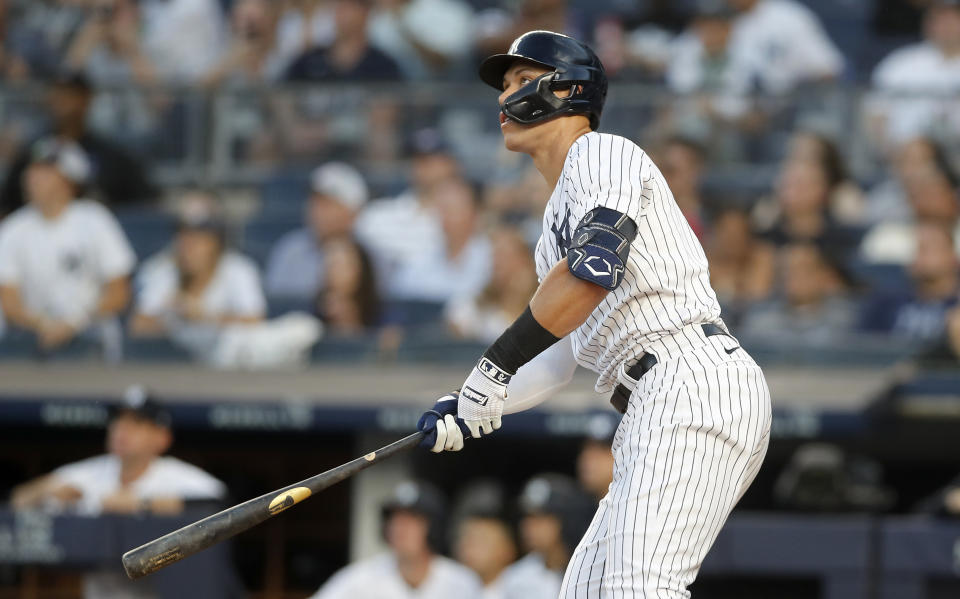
[478,54,556,91]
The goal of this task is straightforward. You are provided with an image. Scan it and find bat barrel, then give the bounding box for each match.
[122,431,425,579]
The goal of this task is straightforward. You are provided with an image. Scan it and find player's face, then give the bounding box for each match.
[454,518,517,582]
[385,510,431,558]
[107,413,171,461]
[498,62,569,153]
[519,512,563,554]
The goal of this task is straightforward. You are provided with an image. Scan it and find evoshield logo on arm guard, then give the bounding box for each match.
[567,207,637,290]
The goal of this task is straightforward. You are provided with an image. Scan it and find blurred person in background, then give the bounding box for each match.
[64,0,159,87]
[657,135,708,240]
[285,0,401,81]
[273,0,336,71]
[576,414,617,503]
[0,140,133,354]
[499,474,593,599]
[315,237,381,334]
[4,0,89,80]
[389,176,491,303]
[0,71,156,216]
[265,161,369,302]
[860,222,959,342]
[869,0,960,149]
[706,207,775,320]
[474,0,584,59]
[309,479,481,599]
[368,0,474,80]
[451,485,519,599]
[0,0,30,81]
[356,129,456,291]
[201,0,288,87]
[861,162,960,264]
[726,0,843,94]
[866,136,954,225]
[739,242,857,345]
[130,191,265,337]
[446,226,537,343]
[11,385,226,599]
[662,0,757,160]
[785,130,866,225]
[138,0,227,84]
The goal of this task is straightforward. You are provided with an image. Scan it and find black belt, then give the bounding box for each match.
[609,323,728,415]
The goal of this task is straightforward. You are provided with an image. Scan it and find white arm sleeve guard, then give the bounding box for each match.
[504,335,577,414]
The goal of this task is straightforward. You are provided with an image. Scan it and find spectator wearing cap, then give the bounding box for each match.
[355,129,457,295]
[265,162,369,302]
[308,479,481,599]
[869,0,960,148]
[0,72,156,216]
[501,474,593,599]
[285,0,402,82]
[860,222,960,342]
[0,140,135,353]
[576,414,618,503]
[130,190,265,338]
[725,0,843,94]
[11,385,226,599]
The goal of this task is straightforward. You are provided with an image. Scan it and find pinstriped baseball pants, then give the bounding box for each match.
[559,334,772,598]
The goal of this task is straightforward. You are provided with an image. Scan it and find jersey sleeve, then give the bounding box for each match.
[89,205,136,281]
[0,220,21,285]
[227,257,267,317]
[566,134,650,224]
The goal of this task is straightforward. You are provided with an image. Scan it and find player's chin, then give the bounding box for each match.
[500,127,527,152]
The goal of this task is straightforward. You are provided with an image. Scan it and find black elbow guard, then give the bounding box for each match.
[567,207,638,290]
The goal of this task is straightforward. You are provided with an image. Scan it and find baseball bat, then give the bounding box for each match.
[122,430,425,580]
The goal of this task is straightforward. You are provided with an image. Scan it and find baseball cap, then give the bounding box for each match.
[30,138,92,186]
[108,385,173,428]
[51,70,92,93]
[310,162,369,210]
[407,128,452,157]
[176,191,227,234]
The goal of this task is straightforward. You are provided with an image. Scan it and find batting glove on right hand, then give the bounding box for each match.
[457,357,512,439]
[417,392,469,453]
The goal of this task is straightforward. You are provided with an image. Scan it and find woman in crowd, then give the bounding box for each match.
[315,237,380,335]
[130,191,266,337]
[445,226,537,342]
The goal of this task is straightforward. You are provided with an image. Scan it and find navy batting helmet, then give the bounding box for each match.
[479,30,608,130]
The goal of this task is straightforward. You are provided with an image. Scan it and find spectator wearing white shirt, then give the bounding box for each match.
[368,0,474,80]
[309,480,482,599]
[727,0,844,94]
[265,162,370,302]
[140,0,227,83]
[445,226,536,343]
[355,129,457,294]
[389,176,491,303]
[11,385,227,599]
[869,0,960,148]
[0,140,134,354]
[130,191,266,338]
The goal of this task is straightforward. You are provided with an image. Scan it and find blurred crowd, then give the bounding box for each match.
[0,0,958,367]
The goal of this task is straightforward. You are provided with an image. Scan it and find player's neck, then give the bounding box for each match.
[396,551,432,588]
[530,124,592,189]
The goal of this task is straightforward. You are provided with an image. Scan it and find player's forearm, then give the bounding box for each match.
[504,335,577,414]
[0,286,43,331]
[530,260,610,337]
[95,277,131,319]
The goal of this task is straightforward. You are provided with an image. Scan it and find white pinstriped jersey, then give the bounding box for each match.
[534,131,722,392]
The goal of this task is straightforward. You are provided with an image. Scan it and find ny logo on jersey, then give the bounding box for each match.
[550,206,572,257]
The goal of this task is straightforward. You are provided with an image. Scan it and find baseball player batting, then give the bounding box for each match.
[416,30,772,598]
